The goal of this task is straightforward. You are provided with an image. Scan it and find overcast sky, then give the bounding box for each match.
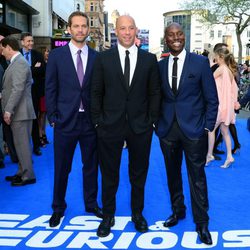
[104,0,182,50]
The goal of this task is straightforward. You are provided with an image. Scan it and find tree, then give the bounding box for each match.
[181,0,250,63]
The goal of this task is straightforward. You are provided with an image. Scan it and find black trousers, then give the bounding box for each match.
[52,112,99,213]
[159,121,209,225]
[97,123,153,216]
[2,121,18,163]
[31,85,41,149]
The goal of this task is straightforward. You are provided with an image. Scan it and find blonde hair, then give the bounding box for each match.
[214,48,237,76]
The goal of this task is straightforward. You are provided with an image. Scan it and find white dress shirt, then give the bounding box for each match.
[168,49,186,89]
[68,41,88,74]
[117,43,138,85]
[68,42,88,112]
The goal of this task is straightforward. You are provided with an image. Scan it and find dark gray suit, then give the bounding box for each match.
[1,53,36,180]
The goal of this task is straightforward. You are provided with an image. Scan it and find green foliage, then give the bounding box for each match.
[181,0,250,62]
[181,0,250,26]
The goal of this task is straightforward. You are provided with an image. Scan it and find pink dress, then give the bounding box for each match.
[214,65,238,126]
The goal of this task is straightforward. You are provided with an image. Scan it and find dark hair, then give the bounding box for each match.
[213,43,228,52]
[0,36,20,51]
[21,32,33,41]
[68,11,89,27]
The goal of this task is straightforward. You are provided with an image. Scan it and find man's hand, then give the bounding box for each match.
[4,112,11,125]
[34,62,41,67]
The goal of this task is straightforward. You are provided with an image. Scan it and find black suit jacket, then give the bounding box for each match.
[91,46,161,136]
[20,49,45,98]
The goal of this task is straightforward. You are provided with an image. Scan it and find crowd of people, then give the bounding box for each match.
[1,10,250,246]
[0,33,50,185]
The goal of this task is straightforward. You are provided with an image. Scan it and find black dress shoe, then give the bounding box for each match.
[163,213,186,227]
[5,175,22,182]
[132,213,148,233]
[97,216,115,237]
[196,224,213,245]
[49,212,64,227]
[86,206,103,218]
[0,160,5,168]
[33,148,42,156]
[11,178,36,186]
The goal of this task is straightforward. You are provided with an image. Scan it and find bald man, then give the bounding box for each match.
[91,15,161,237]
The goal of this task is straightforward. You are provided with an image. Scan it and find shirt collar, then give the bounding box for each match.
[22,48,30,55]
[69,41,88,55]
[170,49,186,62]
[10,52,21,63]
[117,43,138,56]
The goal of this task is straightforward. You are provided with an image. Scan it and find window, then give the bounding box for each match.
[210,30,214,38]
[76,3,80,11]
[218,30,222,38]
[6,4,28,31]
[90,2,94,11]
[247,30,250,38]
[90,17,94,27]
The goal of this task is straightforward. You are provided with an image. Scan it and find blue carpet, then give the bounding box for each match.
[0,118,250,249]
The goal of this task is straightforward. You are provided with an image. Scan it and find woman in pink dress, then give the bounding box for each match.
[206,48,238,168]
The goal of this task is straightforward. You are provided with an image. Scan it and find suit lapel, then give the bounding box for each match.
[129,49,142,92]
[63,45,81,89]
[83,47,95,88]
[2,54,21,84]
[113,47,128,91]
[177,52,190,94]
[162,57,174,95]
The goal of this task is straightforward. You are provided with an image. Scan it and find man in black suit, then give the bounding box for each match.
[91,15,161,237]
[156,23,218,245]
[20,32,45,156]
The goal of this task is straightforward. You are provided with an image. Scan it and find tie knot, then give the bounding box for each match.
[125,50,130,56]
[77,50,82,55]
[173,57,178,62]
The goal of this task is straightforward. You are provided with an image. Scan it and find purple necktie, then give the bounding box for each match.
[77,50,84,86]
[77,50,84,109]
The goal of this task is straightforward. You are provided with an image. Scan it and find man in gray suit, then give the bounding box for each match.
[0,36,36,186]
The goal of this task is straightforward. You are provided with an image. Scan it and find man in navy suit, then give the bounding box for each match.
[91,15,161,237]
[156,23,218,245]
[45,11,102,228]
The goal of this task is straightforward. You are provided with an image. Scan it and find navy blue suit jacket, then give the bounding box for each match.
[156,52,219,140]
[45,44,97,132]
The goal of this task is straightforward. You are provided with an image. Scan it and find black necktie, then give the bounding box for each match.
[124,50,130,88]
[172,57,178,95]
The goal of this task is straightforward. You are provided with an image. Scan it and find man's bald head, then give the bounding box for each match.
[115,15,138,49]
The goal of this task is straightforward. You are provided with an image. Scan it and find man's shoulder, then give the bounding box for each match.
[189,52,207,62]
[49,45,68,58]
[31,49,43,57]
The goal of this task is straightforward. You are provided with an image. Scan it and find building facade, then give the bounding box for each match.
[84,0,105,51]
[163,10,250,62]
[0,0,86,52]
